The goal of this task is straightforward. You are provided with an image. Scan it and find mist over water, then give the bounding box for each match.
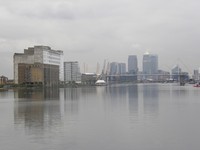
[1,83,200,150]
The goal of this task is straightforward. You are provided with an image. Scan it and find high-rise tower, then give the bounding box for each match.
[128,55,138,74]
[142,52,158,80]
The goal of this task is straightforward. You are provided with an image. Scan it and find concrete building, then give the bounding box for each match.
[18,63,59,86]
[0,76,8,85]
[143,52,158,80]
[128,55,138,74]
[13,46,64,84]
[81,73,97,85]
[64,61,81,83]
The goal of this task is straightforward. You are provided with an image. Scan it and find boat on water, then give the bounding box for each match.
[95,80,107,86]
[194,83,200,87]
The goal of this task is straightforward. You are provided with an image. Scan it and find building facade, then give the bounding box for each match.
[118,63,126,74]
[14,46,64,84]
[142,52,158,80]
[109,62,118,75]
[81,73,97,85]
[109,62,126,75]
[18,63,59,86]
[128,55,138,74]
[64,61,81,83]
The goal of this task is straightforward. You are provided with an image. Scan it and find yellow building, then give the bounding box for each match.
[18,63,59,86]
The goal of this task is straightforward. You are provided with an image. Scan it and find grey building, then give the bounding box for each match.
[118,63,126,74]
[109,62,118,75]
[81,73,97,85]
[109,62,126,75]
[64,61,81,83]
[142,52,158,80]
[128,55,138,74]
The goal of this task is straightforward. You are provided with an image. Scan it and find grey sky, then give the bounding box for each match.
[0,0,200,78]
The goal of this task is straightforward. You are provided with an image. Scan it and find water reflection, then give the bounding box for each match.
[81,87,97,97]
[14,88,61,137]
[3,84,200,150]
[64,87,81,101]
[63,88,81,115]
[0,90,10,99]
[14,88,59,100]
[104,84,128,110]
[106,84,128,99]
[142,84,159,116]
[171,86,188,100]
[128,84,138,115]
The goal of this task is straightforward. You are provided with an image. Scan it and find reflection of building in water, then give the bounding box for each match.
[64,88,80,101]
[143,84,159,115]
[14,88,61,136]
[14,88,59,100]
[171,87,188,100]
[104,85,128,109]
[128,85,138,115]
[81,87,97,96]
[63,88,81,115]
[106,85,127,99]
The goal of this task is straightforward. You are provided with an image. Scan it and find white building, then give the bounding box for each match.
[13,46,64,84]
[64,61,81,83]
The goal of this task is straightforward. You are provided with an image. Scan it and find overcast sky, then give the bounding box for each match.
[0,0,200,78]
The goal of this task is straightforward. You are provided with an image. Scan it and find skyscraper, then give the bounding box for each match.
[142,52,158,80]
[109,62,118,75]
[109,62,126,75]
[128,55,138,74]
[118,63,126,74]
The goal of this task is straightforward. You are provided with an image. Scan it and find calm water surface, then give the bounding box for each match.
[1,83,200,150]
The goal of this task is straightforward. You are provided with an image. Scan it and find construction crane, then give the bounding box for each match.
[96,59,109,81]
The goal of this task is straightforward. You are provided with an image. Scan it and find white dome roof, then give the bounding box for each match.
[95,80,106,84]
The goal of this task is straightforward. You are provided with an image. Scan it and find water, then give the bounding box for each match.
[1,83,200,150]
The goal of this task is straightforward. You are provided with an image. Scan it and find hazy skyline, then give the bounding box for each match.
[1,0,200,78]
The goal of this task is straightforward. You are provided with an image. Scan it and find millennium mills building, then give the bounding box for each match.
[13,46,64,86]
